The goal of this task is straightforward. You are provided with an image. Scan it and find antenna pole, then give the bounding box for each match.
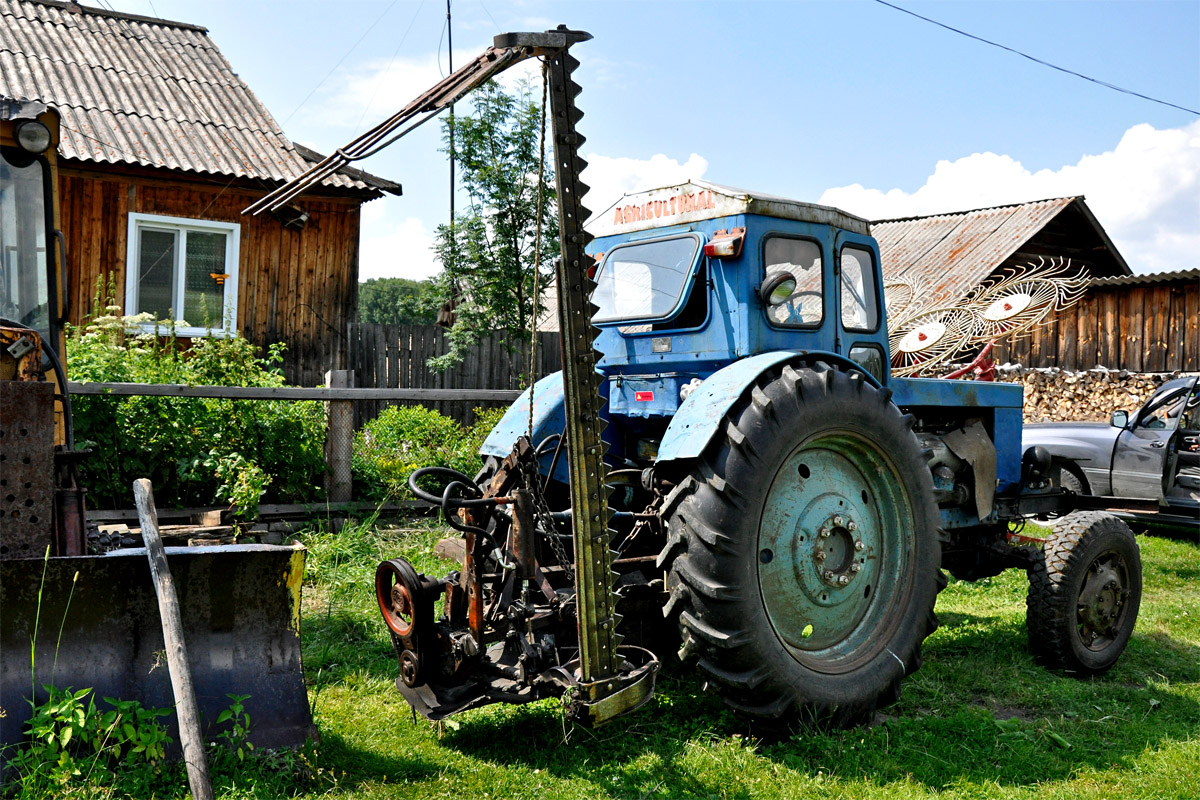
[447,0,455,265]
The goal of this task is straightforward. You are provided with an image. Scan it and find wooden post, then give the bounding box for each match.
[325,369,354,503]
[133,479,214,800]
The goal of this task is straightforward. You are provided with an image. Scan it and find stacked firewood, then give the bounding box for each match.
[995,365,1195,423]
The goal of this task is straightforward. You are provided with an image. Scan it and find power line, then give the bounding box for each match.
[355,0,428,130]
[873,0,1199,116]
[281,0,401,125]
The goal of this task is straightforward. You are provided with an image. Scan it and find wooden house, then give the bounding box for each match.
[0,0,401,386]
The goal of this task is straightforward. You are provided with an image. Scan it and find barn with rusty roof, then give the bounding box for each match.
[871,198,1200,373]
[0,0,402,385]
[871,196,1131,300]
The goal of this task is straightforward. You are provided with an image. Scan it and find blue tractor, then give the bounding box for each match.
[383,180,1142,730]
[272,28,1141,731]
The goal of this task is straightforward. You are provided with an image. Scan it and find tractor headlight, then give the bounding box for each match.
[15,120,52,155]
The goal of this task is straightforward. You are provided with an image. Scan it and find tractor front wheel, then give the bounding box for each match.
[659,363,943,730]
[1026,511,1141,676]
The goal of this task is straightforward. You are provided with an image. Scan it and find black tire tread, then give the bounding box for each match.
[1026,510,1141,676]
[661,361,944,731]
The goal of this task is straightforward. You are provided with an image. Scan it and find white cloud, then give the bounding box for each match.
[581,152,710,224]
[359,207,440,282]
[819,120,1200,274]
[306,44,544,130]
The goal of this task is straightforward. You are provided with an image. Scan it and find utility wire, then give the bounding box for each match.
[355,0,427,130]
[281,0,401,125]
[874,0,1199,116]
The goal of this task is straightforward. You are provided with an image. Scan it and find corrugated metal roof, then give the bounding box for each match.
[1089,268,1199,287]
[871,197,1078,303]
[0,0,399,194]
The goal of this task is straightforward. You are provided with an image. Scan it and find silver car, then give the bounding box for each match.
[1022,375,1199,513]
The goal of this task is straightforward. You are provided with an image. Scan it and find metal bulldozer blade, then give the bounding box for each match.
[0,544,315,756]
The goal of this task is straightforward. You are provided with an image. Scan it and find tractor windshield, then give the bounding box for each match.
[592,234,700,324]
[0,147,51,336]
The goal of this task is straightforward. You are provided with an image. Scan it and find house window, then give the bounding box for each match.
[124,213,239,336]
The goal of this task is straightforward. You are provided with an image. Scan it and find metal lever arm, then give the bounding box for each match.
[245,29,591,215]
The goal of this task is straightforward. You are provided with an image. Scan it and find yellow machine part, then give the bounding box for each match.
[0,326,42,381]
[1,103,67,445]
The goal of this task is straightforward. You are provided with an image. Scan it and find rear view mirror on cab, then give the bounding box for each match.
[1111,410,1129,428]
[760,272,796,307]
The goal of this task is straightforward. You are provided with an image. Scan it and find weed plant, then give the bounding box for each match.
[14,521,1196,798]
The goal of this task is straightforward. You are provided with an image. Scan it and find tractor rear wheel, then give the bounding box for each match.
[659,362,943,730]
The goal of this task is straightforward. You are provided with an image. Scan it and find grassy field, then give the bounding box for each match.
[23,519,1200,799]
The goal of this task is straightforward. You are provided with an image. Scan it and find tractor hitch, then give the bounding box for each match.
[374,437,659,725]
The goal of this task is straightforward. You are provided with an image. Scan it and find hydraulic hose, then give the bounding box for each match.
[408,466,498,509]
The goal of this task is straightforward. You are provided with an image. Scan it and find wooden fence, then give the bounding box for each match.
[992,278,1199,372]
[348,324,562,424]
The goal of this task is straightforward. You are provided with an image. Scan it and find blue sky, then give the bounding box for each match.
[119,0,1198,277]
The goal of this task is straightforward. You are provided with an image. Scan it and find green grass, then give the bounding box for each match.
[29,522,1200,799]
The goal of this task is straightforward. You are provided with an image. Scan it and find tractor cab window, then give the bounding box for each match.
[840,245,879,332]
[0,147,51,336]
[763,236,822,327]
[593,234,700,325]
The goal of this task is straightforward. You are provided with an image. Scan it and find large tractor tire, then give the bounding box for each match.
[1026,511,1141,676]
[659,362,943,730]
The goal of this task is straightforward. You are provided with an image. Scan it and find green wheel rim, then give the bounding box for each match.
[757,430,916,673]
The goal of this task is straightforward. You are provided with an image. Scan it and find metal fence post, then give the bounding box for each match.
[325,370,354,502]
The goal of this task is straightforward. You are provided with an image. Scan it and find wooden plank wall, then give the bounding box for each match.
[992,280,1199,372]
[58,167,365,388]
[349,324,563,425]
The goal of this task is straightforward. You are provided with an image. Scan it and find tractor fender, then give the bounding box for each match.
[481,372,588,485]
[658,351,879,463]
[481,371,567,459]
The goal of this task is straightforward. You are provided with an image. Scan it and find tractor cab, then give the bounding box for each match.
[1,99,63,381]
[578,181,889,464]
[589,181,888,385]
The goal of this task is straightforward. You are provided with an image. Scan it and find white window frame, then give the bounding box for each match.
[124,212,240,337]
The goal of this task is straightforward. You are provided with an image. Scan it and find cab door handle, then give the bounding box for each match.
[1150,441,1165,448]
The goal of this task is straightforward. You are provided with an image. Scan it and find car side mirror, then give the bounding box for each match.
[1110,410,1129,429]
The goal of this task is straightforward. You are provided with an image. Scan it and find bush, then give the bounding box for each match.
[66,302,326,513]
[353,406,505,500]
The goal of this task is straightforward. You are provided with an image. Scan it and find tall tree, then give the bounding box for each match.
[429,78,558,373]
[358,277,440,325]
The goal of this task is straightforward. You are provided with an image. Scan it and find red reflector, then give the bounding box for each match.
[703,239,736,258]
[634,391,654,402]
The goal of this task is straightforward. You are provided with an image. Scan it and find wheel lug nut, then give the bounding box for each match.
[833,515,844,526]
[854,540,865,551]
[819,529,831,539]
[814,550,826,561]
[837,575,850,586]
[849,563,861,573]
[823,571,835,582]
[847,521,857,532]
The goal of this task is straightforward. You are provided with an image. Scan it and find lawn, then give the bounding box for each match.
[16,520,1200,799]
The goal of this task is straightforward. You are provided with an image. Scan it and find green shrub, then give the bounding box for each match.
[5,685,173,793]
[353,406,505,500]
[66,297,326,513]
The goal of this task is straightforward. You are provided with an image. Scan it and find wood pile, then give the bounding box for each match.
[995,365,1196,423]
